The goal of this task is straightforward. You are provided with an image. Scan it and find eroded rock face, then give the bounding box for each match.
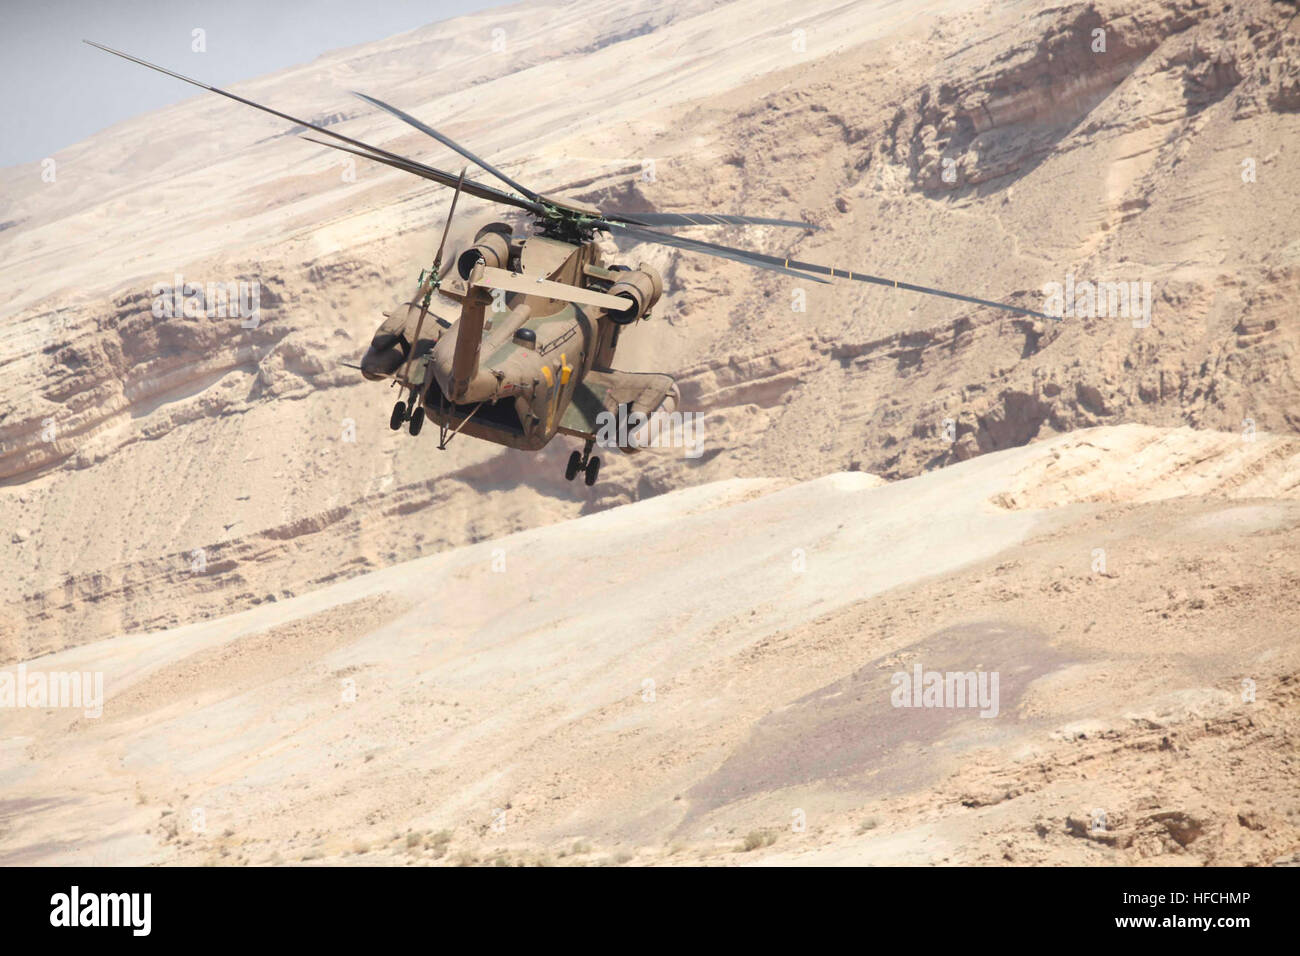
[881,1,1300,193]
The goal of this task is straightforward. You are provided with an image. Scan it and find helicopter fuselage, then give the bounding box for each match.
[364,230,653,453]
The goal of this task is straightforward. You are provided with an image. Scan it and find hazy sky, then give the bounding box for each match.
[0,0,510,167]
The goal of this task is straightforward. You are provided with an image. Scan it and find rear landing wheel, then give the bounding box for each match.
[408,406,425,436]
[584,455,601,487]
[389,401,406,431]
[565,450,583,481]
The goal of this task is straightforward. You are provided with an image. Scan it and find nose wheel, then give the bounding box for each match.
[390,387,425,436]
[565,440,600,486]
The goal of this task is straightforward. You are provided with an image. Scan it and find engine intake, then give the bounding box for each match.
[606,264,663,324]
[457,228,511,280]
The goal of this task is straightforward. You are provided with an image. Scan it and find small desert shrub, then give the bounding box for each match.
[740,830,777,852]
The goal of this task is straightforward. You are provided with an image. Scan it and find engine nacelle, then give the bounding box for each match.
[606,264,663,324]
[360,302,420,381]
[620,382,681,454]
[457,227,511,280]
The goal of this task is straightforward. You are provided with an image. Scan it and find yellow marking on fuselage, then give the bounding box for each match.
[540,366,555,430]
[543,360,564,433]
[560,352,572,385]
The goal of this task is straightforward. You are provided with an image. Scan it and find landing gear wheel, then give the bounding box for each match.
[565,450,583,481]
[389,401,406,431]
[408,406,425,436]
[583,455,601,487]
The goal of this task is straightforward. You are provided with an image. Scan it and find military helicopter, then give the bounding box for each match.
[87,41,1053,487]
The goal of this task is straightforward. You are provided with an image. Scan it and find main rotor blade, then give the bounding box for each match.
[298,136,541,214]
[796,260,1054,319]
[606,222,1053,319]
[602,211,816,230]
[352,91,540,203]
[605,222,830,283]
[83,40,544,216]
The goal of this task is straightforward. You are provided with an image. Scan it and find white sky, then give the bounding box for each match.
[0,0,512,167]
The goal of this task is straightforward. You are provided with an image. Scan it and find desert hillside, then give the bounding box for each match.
[2,0,1297,655]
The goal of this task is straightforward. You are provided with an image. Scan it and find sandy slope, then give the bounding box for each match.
[2,424,1297,866]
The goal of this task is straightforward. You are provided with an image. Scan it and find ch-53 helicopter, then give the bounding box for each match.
[88,40,1052,487]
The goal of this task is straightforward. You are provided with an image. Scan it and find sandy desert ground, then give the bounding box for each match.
[2,0,1299,865]
[4,424,1300,866]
